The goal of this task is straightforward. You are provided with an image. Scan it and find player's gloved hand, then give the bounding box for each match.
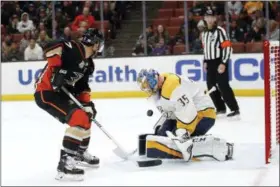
[51,68,67,91]
[163,111,176,119]
[83,101,97,120]
[175,128,191,141]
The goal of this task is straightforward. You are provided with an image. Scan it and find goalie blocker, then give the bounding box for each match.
[138,133,234,161]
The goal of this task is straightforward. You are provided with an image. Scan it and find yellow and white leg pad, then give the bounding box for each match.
[140,134,232,161]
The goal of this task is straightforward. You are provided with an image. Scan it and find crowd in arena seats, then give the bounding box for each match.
[1,1,130,62]
[1,1,280,61]
[132,1,280,56]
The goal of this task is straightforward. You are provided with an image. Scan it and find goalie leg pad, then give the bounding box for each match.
[138,134,154,156]
[144,134,183,159]
[192,135,232,161]
[143,134,233,161]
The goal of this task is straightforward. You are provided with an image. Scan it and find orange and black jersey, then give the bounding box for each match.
[35,39,95,103]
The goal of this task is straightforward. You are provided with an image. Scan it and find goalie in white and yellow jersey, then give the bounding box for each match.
[136,69,234,162]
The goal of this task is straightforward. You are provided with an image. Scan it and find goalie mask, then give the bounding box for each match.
[137,69,159,95]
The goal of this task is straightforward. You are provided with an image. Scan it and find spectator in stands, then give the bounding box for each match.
[38,22,46,33]
[1,2,16,26]
[26,3,37,23]
[174,25,186,45]
[103,1,117,38]
[246,24,265,42]
[62,1,77,21]
[55,8,67,30]
[191,2,206,16]
[227,1,243,19]
[216,15,225,27]
[38,7,51,28]
[24,38,43,61]
[114,1,127,29]
[75,21,88,38]
[14,4,23,18]
[211,2,225,15]
[19,30,32,53]
[236,12,249,33]
[45,2,52,17]
[94,1,118,39]
[132,38,152,56]
[255,17,266,33]
[138,25,154,45]
[154,25,169,45]
[152,38,169,56]
[191,20,206,53]
[244,1,263,15]
[229,20,245,42]
[251,10,264,28]
[51,20,63,39]
[37,30,51,48]
[34,22,49,40]
[269,20,280,41]
[84,1,94,11]
[71,7,95,31]
[2,41,22,62]
[2,35,13,61]
[92,1,100,19]
[17,12,35,33]
[60,26,72,41]
[7,14,19,34]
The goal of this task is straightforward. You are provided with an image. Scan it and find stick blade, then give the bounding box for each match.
[137,159,162,167]
[113,148,128,160]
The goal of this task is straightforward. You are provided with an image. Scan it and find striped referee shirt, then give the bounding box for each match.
[201,26,232,63]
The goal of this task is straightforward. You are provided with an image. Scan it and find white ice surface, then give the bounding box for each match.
[2,97,279,186]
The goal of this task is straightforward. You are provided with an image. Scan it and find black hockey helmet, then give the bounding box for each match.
[81,28,104,46]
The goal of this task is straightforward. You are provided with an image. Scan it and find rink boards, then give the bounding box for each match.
[1,53,265,101]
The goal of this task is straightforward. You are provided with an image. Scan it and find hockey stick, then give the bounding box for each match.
[61,86,162,167]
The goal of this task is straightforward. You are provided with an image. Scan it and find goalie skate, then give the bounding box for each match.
[75,150,100,168]
[55,151,84,181]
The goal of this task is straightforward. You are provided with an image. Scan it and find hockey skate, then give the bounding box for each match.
[216,110,227,118]
[227,110,240,120]
[75,150,100,168]
[55,150,84,181]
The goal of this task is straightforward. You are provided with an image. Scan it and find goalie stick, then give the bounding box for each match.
[61,86,162,167]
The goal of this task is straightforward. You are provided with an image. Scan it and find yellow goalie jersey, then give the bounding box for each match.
[152,73,216,134]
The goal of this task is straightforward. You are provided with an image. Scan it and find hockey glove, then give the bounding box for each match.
[51,68,67,91]
[83,101,97,120]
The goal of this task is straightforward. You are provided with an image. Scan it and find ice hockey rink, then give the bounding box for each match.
[2,97,279,186]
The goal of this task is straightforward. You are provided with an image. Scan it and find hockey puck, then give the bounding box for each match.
[137,159,162,167]
[147,110,153,117]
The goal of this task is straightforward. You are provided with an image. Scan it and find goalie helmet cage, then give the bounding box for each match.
[264,40,280,164]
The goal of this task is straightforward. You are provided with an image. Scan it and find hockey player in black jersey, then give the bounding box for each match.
[34,28,104,181]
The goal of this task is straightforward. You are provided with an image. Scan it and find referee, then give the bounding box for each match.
[202,8,240,118]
